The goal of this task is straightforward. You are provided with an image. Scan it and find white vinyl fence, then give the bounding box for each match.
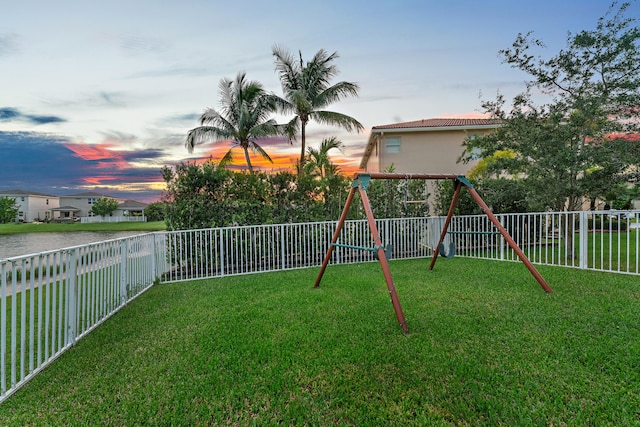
[1,210,639,403]
[162,217,431,282]
[443,210,639,275]
[80,216,146,224]
[1,233,167,403]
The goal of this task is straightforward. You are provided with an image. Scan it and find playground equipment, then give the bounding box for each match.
[314,172,552,333]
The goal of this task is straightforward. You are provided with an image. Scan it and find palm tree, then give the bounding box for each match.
[272,46,364,175]
[186,72,280,174]
[304,137,344,179]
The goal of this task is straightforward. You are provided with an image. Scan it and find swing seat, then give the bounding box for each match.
[374,244,393,261]
[438,242,456,258]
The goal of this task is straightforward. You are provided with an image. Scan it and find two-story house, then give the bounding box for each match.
[359,118,501,174]
[58,191,115,218]
[0,190,60,222]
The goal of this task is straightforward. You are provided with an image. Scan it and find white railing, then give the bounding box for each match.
[445,210,639,275]
[1,210,638,403]
[0,232,166,403]
[80,216,146,223]
[162,217,431,282]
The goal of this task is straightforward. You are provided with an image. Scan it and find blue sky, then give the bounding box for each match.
[0,0,634,202]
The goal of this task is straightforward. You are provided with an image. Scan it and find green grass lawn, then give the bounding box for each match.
[1,258,639,425]
[0,221,166,235]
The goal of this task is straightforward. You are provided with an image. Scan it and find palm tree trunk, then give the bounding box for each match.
[298,122,307,177]
[243,148,254,174]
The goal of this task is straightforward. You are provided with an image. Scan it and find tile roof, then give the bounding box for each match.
[372,118,502,130]
[0,189,58,197]
[50,206,81,211]
[62,191,111,198]
[118,200,148,209]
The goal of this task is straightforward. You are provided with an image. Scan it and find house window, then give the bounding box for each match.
[385,137,401,153]
[21,197,25,201]
[88,198,96,204]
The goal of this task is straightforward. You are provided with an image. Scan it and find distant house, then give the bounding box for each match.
[49,206,82,222]
[59,191,115,218]
[0,189,149,222]
[0,190,60,222]
[359,118,501,174]
[115,199,148,217]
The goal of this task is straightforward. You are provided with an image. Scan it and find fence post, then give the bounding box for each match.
[579,211,588,270]
[498,214,505,261]
[66,249,78,346]
[151,234,157,282]
[219,229,225,278]
[280,224,286,271]
[120,240,128,306]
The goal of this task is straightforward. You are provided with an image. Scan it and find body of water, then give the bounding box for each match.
[0,231,149,260]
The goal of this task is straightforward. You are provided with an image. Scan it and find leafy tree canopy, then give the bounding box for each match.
[0,196,19,223]
[160,161,357,230]
[90,197,120,217]
[462,2,640,212]
[144,202,166,222]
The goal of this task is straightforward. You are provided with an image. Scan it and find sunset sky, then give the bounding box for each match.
[0,0,632,203]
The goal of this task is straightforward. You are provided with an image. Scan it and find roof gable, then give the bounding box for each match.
[372,118,502,131]
[62,191,112,198]
[118,200,148,209]
[0,189,58,197]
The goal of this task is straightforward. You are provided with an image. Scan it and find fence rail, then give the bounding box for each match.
[1,233,166,403]
[1,210,638,403]
[162,217,431,282]
[446,211,639,275]
[80,216,146,224]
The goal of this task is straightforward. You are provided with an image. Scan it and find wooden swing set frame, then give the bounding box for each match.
[313,172,552,333]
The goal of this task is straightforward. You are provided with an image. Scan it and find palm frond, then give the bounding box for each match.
[319,136,345,154]
[314,81,361,107]
[272,45,302,93]
[219,148,235,166]
[282,117,300,142]
[249,141,274,164]
[311,110,364,133]
[185,125,234,153]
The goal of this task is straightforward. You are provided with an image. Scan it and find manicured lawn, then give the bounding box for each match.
[1,258,639,425]
[0,221,166,235]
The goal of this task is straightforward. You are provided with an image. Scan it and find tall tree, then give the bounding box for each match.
[272,46,364,175]
[186,72,281,174]
[304,136,344,178]
[0,196,19,223]
[461,2,640,212]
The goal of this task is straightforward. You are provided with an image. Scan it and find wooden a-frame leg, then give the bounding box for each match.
[313,185,358,288]
[429,179,463,270]
[359,185,409,332]
[464,186,553,293]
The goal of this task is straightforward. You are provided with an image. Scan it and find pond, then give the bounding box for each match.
[0,231,150,260]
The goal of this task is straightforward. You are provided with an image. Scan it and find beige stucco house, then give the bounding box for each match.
[59,191,114,218]
[0,190,60,222]
[359,118,501,174]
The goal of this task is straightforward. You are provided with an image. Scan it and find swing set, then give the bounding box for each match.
[313,172,552,333]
